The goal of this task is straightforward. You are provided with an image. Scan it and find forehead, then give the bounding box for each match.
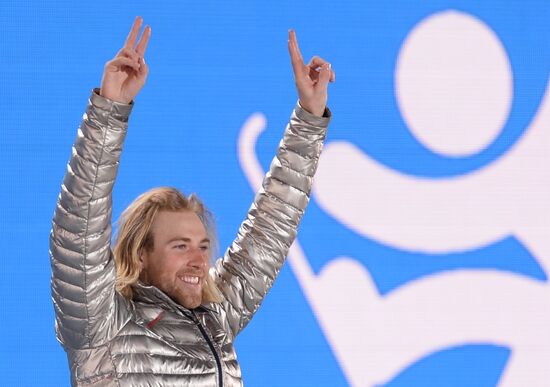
[151,210,207,241]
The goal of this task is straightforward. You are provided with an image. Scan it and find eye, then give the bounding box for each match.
[174,244,187,250]
[200,245,210,252]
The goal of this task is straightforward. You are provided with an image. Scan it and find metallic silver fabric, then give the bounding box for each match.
[50,90,330,386]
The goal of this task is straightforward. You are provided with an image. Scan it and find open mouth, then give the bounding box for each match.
[178,275,200,285]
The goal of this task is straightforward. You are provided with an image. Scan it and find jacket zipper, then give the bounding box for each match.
[193,312,224,387]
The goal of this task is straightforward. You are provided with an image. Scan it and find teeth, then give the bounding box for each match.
[179,275,199,285]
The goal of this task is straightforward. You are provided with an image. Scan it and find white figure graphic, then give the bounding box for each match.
[238,10,550,387]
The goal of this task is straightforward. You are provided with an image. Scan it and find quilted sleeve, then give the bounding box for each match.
[213,103,330,337]
[49,89,133,349]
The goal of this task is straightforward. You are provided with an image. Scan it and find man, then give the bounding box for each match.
[50,16,334,386]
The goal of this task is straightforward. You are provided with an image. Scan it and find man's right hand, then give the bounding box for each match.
[100,16,151,104]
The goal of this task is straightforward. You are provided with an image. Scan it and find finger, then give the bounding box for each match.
[117,47,139,62]
[137,56,149,78]
[288,29,306,77]
[317,63,331,89]
[106,56,140,73]
[136,25,151,56]
[124,16,143,48]
[308,56,335,83]
[317,65,335,83]
[308,55,329,68]
[289,30,305,64]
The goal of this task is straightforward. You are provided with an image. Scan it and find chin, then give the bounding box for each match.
[178,294,202,309]
[183,300,201,309]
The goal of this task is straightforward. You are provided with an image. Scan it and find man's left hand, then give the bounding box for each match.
[288,30,335,117]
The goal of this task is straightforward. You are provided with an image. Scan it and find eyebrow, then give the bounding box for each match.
[166,237,210,244]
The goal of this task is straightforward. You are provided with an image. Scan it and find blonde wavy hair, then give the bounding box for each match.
[113,187,223,303]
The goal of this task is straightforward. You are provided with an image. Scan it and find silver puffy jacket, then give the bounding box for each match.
[49,90,330,386]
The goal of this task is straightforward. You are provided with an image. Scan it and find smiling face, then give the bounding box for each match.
[139,210,210,309]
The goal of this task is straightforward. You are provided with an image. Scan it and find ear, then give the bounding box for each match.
[139,249,148,270]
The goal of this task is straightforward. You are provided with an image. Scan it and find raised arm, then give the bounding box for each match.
[49,17,150,349]
[213,30,335,336]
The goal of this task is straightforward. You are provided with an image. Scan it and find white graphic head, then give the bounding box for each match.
[395,10,513,157]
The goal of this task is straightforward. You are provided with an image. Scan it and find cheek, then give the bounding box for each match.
[148,252,181,278]
[168,253,195,278]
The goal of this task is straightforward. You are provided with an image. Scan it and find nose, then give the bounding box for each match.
[188,246,208,269]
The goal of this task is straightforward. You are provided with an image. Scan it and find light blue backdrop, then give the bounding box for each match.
[1,1,549,386]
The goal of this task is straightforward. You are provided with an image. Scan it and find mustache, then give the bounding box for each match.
[176,269,206,278]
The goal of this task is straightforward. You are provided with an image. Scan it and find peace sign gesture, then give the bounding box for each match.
[288,30,335,117]
[100,17,151,104]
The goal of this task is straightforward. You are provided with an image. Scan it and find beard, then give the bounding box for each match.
[140,268,205,309]
[157,272,204,309]
[171,282,203,309]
